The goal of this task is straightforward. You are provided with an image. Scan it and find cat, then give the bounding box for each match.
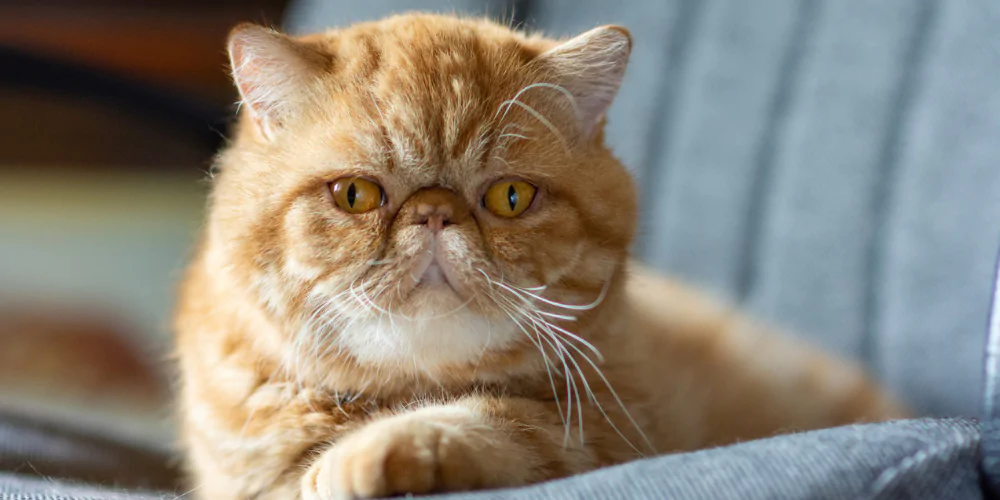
[174,13,906,500]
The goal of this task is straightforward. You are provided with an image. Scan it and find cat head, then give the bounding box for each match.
[206,14,636,374]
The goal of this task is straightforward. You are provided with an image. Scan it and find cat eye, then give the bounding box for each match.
[330,177,384,214]
[483,179,537,218]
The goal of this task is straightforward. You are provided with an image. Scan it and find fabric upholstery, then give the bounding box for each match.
[450,419,984,500]
[0,417,984,500]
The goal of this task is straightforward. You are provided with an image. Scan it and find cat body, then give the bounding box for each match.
[175,14,903,500]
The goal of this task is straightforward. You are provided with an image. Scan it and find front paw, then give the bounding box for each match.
[301,406,516,499]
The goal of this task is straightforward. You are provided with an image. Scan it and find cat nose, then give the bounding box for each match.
[419,211,450,233]
[402,187,470,233]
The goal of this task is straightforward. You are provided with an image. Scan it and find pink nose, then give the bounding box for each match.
[401,187,470,233]
[417,210,451,233]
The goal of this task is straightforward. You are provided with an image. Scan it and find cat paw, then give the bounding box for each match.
[301,406,502,499]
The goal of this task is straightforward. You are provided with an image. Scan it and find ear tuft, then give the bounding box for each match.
[539,25,632,141]
[228,24,327,140]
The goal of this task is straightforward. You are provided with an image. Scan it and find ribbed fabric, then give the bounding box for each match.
[608,0,997,418]
[0,419,984,500]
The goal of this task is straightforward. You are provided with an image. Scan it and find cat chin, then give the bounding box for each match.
[333,301,521,370]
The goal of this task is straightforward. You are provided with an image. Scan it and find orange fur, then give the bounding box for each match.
[174,13,906,500]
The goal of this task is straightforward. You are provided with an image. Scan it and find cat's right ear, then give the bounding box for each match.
[537,26,632,142]
[227,24,328,140]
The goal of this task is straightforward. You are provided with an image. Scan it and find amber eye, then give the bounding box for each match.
[330,177,384,214]
[483,180,537,218]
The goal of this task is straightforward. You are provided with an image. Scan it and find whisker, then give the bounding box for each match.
[545,324,655,456]
[495,82,579,121]
[515,278,612,311]
[498,99,568,151]
[537,310,578,322]
[536,329,585,445]
[491,155,513,167]
[525,315,629,452]
[489,280,604,361]
[480,269,570,436]
[482,273,584,445]
[499,122,529,135]
[497,132,533,142]
[478,267,653,454]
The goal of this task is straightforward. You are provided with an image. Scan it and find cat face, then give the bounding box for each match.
[209,15,636,371]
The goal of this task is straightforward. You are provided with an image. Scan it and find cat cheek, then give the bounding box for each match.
[299,228,383,281]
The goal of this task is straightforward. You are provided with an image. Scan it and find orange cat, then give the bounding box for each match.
[174,13,905,500]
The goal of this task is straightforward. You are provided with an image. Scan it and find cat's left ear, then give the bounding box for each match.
[228,24,328,140]
[538,26,632,142]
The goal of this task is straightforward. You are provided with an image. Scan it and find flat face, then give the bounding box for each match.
[213,15,637,371]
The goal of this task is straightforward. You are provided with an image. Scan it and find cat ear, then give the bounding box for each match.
[538,26,632,141]
[228,24,327,140]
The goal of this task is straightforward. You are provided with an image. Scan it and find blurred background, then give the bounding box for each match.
[0,0,288,446]
[1,0,998,450]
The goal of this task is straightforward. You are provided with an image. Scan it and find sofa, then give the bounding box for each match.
[4,0,999,498]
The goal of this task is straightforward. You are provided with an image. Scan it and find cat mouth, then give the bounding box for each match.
[412,242,461,294]
[419,260,449,286]
[415,257,460,293]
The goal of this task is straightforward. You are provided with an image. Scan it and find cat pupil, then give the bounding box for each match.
[507,185,517,211]
[347,182,357,207]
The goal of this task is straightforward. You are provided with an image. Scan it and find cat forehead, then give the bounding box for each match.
[310,17,540,93]
[310,39,546,181]
[326,104,504,188]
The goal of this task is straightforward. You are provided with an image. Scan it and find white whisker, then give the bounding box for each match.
[495,82,579,121]
[477,267,654,455]
[498,99,568,151]
[480,269,570,436]
[537,310,578,322]
[497,132,533,141]
[516,278,612,312]
[488,279,604,361]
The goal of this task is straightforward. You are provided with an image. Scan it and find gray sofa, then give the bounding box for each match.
[4,0,999,498]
